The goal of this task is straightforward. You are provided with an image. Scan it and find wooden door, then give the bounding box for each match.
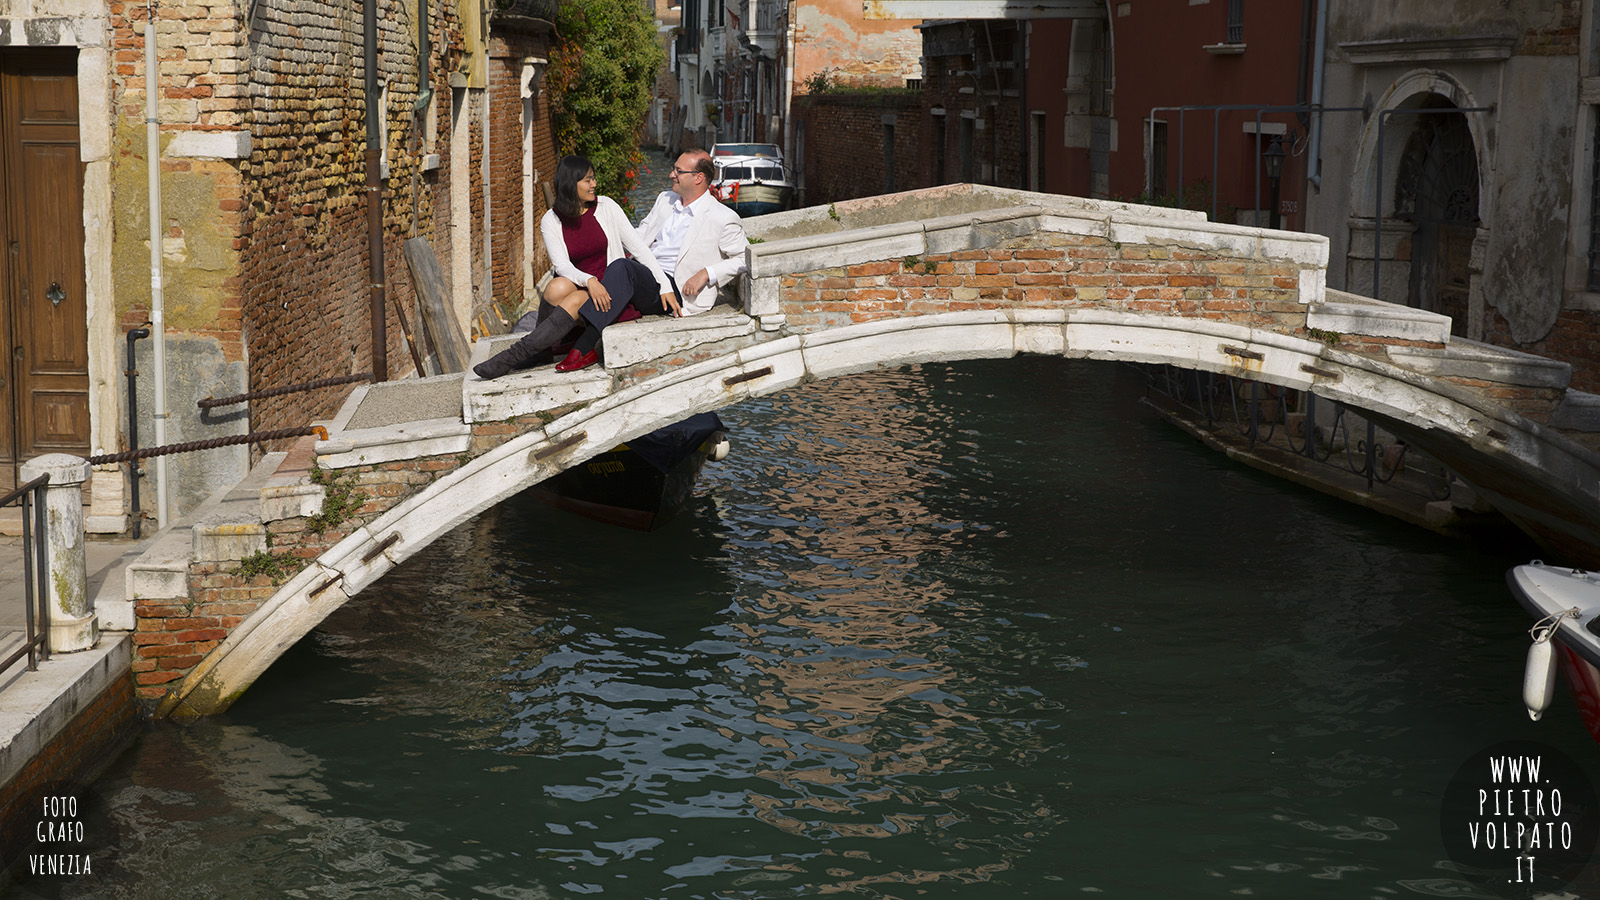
[0,50,87,491]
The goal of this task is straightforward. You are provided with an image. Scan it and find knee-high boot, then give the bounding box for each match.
[473,308,576,379]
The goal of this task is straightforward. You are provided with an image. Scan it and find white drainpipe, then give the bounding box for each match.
[146,0,169,528]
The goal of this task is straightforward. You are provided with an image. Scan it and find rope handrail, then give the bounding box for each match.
[198,372,372,409]
[88,426,329,465]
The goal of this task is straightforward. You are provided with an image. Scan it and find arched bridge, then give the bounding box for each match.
[130,184,1600,717]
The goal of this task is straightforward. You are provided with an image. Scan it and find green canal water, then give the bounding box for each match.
[18,358,1600,898]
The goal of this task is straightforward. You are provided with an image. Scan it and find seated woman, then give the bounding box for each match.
[474,155,679,379]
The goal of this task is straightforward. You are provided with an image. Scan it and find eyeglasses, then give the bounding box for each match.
[672,167,701,177]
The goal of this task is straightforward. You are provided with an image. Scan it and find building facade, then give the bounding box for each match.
[0,0,558,528]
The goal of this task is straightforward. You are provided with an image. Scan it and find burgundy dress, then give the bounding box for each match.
[559,207,608,282]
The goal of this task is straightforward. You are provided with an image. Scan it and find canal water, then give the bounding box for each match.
[17,358,1600,898]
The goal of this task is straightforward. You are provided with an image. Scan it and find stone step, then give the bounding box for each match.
[600,306,756,369]
[115,448,300,623]
[463,335,614,423]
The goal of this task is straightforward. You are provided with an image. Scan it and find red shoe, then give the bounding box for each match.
[555,348,600,372]
[616,304,642,323]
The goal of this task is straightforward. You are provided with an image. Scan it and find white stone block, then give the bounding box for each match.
[260,483,325,522]
[316,419,473,469]
[1307,301,1451,344]
[192,523,267,563]
[166,130,252,159]
[1012,308,1069,356]
[126,560,188,601]
[747,273,780,317]
[97,597,135,631]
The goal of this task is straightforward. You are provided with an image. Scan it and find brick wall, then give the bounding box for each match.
[795,91,922,206]
[776,234,1313,334]
[917,20,1026,191]
[240,0,462,432]
[222,5,555,436]
[0,669,136,872]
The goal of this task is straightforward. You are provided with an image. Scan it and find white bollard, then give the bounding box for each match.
[18,454,97,653]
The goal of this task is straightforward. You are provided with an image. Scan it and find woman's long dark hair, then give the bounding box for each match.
[552,155,595,220]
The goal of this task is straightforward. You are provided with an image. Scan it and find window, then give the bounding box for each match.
[932,112,947,184]
[1149,119,1168,199]
[1226,0,1243,43]
[960,115,975,183]
[883,122,896,193]
[1589,112,1600,290]
[1030,111,1046,191]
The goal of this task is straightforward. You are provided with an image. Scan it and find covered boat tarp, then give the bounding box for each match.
[626,413,724,473]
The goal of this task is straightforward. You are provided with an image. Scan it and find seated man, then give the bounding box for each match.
[635,148,749,318]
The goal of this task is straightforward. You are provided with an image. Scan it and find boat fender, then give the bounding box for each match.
[1524,637,1558,721]
[707,432,731,462]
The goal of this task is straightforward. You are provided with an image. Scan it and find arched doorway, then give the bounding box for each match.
[1392,96,1480,336]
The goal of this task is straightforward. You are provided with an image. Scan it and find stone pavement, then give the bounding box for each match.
[0,536,149,685]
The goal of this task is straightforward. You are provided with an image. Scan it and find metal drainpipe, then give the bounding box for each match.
[365,0,387,382]
[125,328,150,538]
[414,0,432,114]
[1308,0,1329,190]
[781,0,795,162]
[146,0,169,529]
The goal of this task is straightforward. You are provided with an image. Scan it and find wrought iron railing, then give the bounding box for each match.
[1,474,50,684]
[1140,364,1454,501]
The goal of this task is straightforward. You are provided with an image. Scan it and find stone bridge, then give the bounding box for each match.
[114,184,1600,718]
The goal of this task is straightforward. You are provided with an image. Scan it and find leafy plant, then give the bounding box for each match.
[901,255,935,274]
[238,550,292,583]
[803,68,833,94]
[1306,327,1343,346]
[827,204,840,222]
[306,465,362,535]
[549,0,664,214]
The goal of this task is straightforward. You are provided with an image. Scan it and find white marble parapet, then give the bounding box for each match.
[1307,297,1453,344]
[1388,337,1573,389]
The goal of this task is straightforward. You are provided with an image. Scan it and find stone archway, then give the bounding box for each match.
[1392,96,1480,337]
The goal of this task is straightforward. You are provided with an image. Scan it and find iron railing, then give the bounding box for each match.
[1,474,50,684]
[1141,364,1454,501]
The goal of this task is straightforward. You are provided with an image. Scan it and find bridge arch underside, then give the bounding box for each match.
[157,311,1597,718]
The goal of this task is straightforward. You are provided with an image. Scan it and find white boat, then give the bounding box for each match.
[709,142,794,217]
[1508,561,1600,744]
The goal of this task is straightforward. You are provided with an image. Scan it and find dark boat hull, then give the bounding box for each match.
[527,413,725,530]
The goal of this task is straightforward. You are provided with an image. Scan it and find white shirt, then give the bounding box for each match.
[650,191,721,285]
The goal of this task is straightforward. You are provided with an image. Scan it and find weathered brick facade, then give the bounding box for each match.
[776,235,1312,335]
[793,91,921,207]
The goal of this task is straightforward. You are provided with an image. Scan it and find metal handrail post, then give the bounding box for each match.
[1366,419,1377,492]
[28,477,49,664]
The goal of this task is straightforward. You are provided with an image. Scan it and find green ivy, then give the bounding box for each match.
[306,466,362,535]
[550,0,664,214]
[238,551,292,584]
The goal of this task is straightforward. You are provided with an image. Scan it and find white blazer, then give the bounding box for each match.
[540,195,672,298]
[635,190,749,316]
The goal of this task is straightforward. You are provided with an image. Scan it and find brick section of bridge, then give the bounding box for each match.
[778,232,1311,332]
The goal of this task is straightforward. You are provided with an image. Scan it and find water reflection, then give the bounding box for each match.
[30,359,1600,899]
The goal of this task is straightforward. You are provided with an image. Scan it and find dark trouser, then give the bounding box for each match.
[578,257,676,328]
[574,258,679,353]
